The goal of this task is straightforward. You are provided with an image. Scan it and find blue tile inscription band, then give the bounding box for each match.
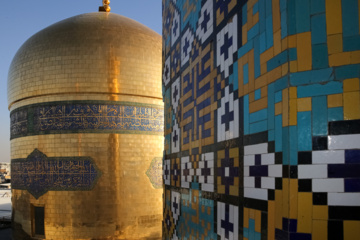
[10,101,164,139]
[11,149,101,199]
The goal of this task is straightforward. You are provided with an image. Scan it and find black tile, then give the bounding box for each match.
[268,141,275,153]
[268,189,275,200]
[275,178,283,190]
[328,163,360,178]
[289,233,311,240]
[298,151,312,164]
[329,206,360,220]
[313,192,327,205]
[329,119,360,135]
[328,220,343,240]
[283,165,289,178]
[290,166,297,178]
[275,152,283,164]
[298,179,312,192]
[261,212,268,240]
[244,198,267,212]
[275,229,289,240]
[312,136,327,150]
[191,147,199,155]
[244,131,268,145]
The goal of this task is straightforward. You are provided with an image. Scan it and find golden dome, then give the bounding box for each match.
[7,12,162,109]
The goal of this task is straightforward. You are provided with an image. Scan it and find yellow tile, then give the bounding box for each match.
[255,210,261,232]
[288,35,297,48]
[243,24,248,45]
[253,12,259,25]
[268,66,283,84]
[249,209,255,219]
[313,206,328,220]
[297,97,312,112]
[261,63,267,75]
[275,190,283,229]
[282,37,288,51]
[297,32,312,71]
[344,221,360,240]
[249,97,268,113]
[344,92,360,120]
[272,0,281,32]
[343,78,360,92]
[244,207,249,228]
[268,201,275,240]
[328,94,343,107]
[260,47,274,64]
[282,179,289,218]
[327,34,343,54]
[274,30,282,55]
[275,102,282,115]
[326,0,343,35]
[229,148,239,157]
[289,179,298,219]
[290,60,298,73]
[329,52,351,67]
[282,89,289,127]
[289,87,297,99]
[351,50,360,64]
[312,220,327,240]
[289,99,297,126]
[297,193,312,233]
[282,62,289,76]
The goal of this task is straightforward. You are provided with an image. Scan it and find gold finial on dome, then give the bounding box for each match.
[99,0,111,12]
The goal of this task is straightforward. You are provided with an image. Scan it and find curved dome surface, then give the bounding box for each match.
[7,12,162,108]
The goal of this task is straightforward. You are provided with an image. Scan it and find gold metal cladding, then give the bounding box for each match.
[103,0,111,12]
[7,13,162,109]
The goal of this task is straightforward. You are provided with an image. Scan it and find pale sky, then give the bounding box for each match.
[0,0,162,163]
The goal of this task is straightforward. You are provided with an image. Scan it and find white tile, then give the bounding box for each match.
[244,188,268,201]
[328,134,360,150]
[244,155,255,166]
[244,177,255,188]
[268,165,282,177]
[233,100,239,138]
[204,152,214,160]
[328,193,360,206]
[261,177,275,189]
[201,183,214,192]
[312,150,345,164]
[217,202,224,236]
[233,205,239,240]
[261,153,275,165]
[244,143,268,155]
[298,165,327,179]
[312,179,344,192]
[244,166,250,177]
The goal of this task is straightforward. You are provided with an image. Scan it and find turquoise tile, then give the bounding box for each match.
[312,44,329,69]
[238,40,254,58]
[266,16,274,48]
[255,89,262,100]
[289,48,297,61]
[253,1,259,14]
[288,0,296,35]
[260,32,267,53]
[343,35,360,52]
[312,96,328,136]
[231,61,238,91]
[297,111,312,151]
[274,76,288,91]
[248,23,260,41]
[295,0,310,33]
[335,64,360,80]
[259,0,266,33]
[328,107,344,121]
[290,68,334,86]
[311,14,327,44]
[280,0,287,11]
[281,10,288,38]
[250,109,268,123]
[250,120,268,134]
[275,91,282,103]
[342,0,359,37]
[297,81,342,98]
[267,50,288,72]
[268,129,275,141]
[311,0,325,14]
[244,227,249,238]
[275,115,283,152]
[255,232,261,240]
[254,36,261,78]
[268,83,275,129]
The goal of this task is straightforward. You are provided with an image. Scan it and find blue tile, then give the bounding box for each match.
[297,81,342,98]
[265,0,272,17]
[254,36,261,78]
[295,0,310,33]
[275,91,282,103]
[255,89,262,100]
[298,111,312,151]
[244,95,250,135]
[328,164,360,178]
[268,129,275,141]
[281,10,288,38]
[250,120,268,134]
[259,0,266,33]
[312,96,328,136]
[266,16,274,48]
[290,233,312,240]
[345,179,360,192]
[260,32,267,53]
[255,232,261,240]
[242,3,248,25]
[288,0,296,35]
[250,109,268,123]
[248,23,260,41]
[243,63,249,84]
[311,0,325,14]
[343,35,360,51]
[345,150,360,164]
[342,0,359,37]
[267,50,288,72]
[275,115,283,152]
[311,14,327,44]
[290,126,298,165]
[280,0,287,11]
[335,64,360,80]
[268,83,275,129]
[244,227,249,238]
[274,76,288,91]
[238,40,254,58]
[328,107,343,121]
[289,48,297,61]
[249,219,255,239]
[253,1,259,14]
[312,44,329,69]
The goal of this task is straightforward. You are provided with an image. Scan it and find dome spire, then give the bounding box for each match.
[99,0,111,12]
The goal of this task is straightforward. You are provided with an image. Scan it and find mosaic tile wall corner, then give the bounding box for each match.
[162,0,360,239]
